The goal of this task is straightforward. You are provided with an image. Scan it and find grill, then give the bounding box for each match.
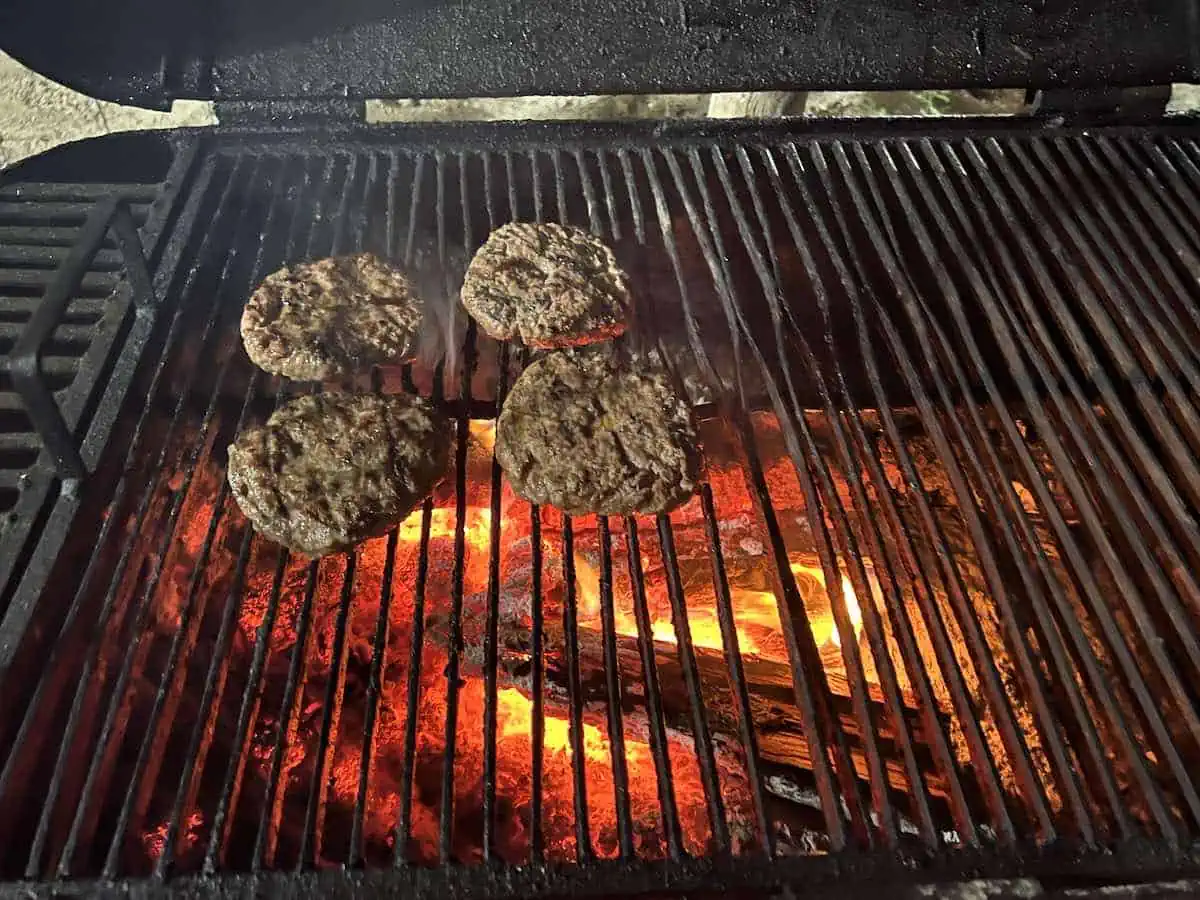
[0,144,183,603]
[3,118,1200,897]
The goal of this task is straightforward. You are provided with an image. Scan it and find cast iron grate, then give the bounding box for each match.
[2,121,1200,897]
[0,151,194,624]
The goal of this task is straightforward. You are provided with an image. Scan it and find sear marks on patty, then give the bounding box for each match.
[460,222,630,348]
[241,253,423,381]
[227,393,449,557]
[496,350,699,516]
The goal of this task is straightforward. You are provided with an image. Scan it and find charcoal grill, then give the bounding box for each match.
[4,2,1200,897]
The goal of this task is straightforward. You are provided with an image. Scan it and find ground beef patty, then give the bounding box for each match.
[227,393,449,556]
[496,351,699,516]
[460,222,630,348]
[241,253,423,381]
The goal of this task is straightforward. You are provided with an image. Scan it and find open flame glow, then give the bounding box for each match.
[469,419,497,455]
[397,506,493,550]
[833,579,864,648]
[146,415,912,871]
[790,563,866,649]
[498,687,620,763]
[571,551,871,658]
[571,553,785,656]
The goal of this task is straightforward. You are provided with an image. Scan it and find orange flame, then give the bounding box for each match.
[570,547,872,659]
[469,419,497,455]
[790,562,869,648]
[571,552,783,656]
[498,687,613,763]
[642,590,785,656]
[490,685,737,859]
[397,506,492,551]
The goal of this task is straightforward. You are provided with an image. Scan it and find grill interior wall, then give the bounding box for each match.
[1,128,1200,884]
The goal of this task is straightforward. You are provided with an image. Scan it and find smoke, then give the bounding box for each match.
[403,220,771,410]
[408,236,470,399]
[615,226,765,409]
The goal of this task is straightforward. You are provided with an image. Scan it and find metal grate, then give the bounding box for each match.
[2,120,1200,897]
[0,155,194,622]
[0,183,158,467]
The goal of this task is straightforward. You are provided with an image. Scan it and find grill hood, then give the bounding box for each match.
[1,0,1198,110]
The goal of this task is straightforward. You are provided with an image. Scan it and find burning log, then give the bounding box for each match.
[512,618,953,804]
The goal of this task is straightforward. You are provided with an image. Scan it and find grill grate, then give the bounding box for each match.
[0,155,192,626]
[2,121,1200,896]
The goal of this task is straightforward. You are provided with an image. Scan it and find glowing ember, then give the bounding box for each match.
[109,394,1102,880]
[396,506,492,551]
[498,687,617,764]
[142,811,204,863]
[489,686,735,860]
[147,412,847,872]
[790,563,867,649]
[352,664,740,864]
[571,552,784,657]
[571,552,636,631]
[469,419,497,455]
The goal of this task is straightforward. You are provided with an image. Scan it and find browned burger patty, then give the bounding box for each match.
[460,222,630,348]
[241,253,423,381]
[496,351,699,516]
[227,393,449,556]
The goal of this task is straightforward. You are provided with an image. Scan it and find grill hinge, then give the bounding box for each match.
[1026,85,1172,120]
[213,99,367,127]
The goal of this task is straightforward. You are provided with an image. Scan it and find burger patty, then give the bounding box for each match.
[496,351,700,516]
[460,222,630,348]
[241,253,423,381]
[227,392,449,557]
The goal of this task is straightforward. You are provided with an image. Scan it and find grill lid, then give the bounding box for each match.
[1,0,1198,110]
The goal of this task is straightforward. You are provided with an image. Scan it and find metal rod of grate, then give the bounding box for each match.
[1,123,1200,896]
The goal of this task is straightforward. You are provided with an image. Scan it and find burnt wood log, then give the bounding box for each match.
[495,620,956,802]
